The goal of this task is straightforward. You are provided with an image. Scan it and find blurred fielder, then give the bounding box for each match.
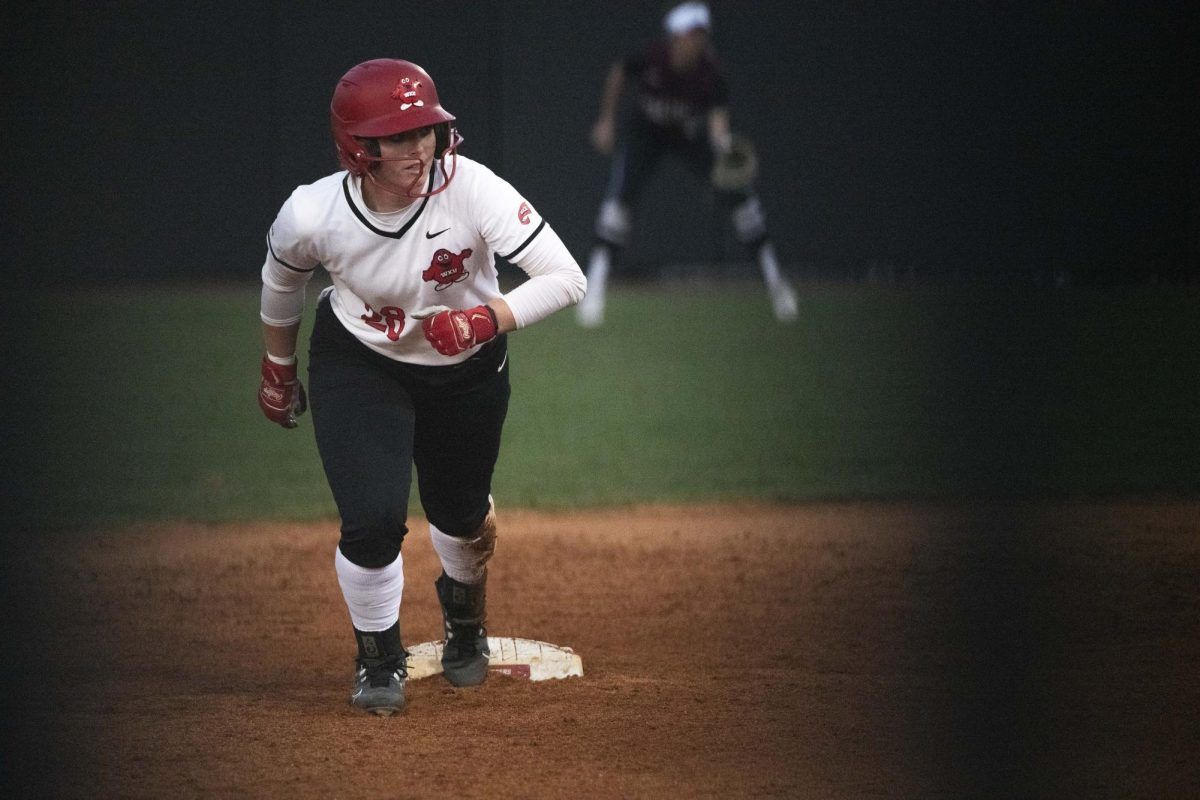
[257,58,585,715]
[578,1,798,327]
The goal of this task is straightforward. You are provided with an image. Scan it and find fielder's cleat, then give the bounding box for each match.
[350,622,407,715]
[575,297,604,328]
[351,654,407,716]
[768,278,798,323]
[435,572,490,687]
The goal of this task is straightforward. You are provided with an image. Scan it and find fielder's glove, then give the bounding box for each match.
[412,304,499,356]
[710,135,758,191]
[258,356,308,429]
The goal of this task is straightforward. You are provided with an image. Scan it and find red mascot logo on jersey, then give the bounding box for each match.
[422,248,472,290]
[517,201,532,225]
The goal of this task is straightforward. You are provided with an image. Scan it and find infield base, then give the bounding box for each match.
[405,637,583,681]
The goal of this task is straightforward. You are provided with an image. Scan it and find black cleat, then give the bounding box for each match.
[351,654,407,716]
[435,572,490,687]
[350,623,408,715]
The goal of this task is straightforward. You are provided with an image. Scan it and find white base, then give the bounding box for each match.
[406,637,584,681]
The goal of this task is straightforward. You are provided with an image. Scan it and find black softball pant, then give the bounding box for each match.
[307,293,510,569]
[608,117,751,208]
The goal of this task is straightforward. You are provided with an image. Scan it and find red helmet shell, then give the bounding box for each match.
[330,59,456,175]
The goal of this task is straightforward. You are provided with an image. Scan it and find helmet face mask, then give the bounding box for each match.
[352,124,463,199]
[330,59,461,199]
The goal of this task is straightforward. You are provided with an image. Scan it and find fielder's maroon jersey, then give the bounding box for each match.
[624,39,729,140]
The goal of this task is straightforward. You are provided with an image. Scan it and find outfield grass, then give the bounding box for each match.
[11,280,1199,525]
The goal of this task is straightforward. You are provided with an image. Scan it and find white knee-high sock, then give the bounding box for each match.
[429,522,492,585]
[579,244,610,316]
[758,241,783,286]
[334,547,404,632]
[587,245,610,299]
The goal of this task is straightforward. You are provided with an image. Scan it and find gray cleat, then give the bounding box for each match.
[350,623,407,715]
[351,654,407,716]
[768,277,799,322]
[435,572,490,687]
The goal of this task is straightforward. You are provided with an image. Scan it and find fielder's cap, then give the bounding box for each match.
[664,1,711,35]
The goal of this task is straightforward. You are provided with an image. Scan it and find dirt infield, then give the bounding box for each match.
[4,501,1199,798]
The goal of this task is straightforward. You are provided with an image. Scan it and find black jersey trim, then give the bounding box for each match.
[500,219,547,262]
[267,232,316,273]
[342,171,434,239]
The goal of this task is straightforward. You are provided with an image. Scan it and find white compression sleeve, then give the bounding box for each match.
[260,255,312,325]
[334,547,404,632]
[503,225,587,329]
[260,281,306,326]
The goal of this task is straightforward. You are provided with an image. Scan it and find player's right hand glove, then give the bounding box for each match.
[258,356,307,429]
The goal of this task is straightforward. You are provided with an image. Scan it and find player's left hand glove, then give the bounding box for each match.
[412,304,499,356]
[258,356,308,429]
[711,135,758,191]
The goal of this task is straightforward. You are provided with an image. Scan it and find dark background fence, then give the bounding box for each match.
[4,1,1196,287]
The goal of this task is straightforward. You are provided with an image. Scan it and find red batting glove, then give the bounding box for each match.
[416,304,499,356]
[258,356,308,429]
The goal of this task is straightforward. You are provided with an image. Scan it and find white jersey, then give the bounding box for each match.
[261,155,585,366]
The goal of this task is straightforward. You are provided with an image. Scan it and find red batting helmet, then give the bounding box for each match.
[330,59,461,196]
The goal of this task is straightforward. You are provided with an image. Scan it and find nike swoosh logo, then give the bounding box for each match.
[497,352,508,373]
[425,228,450,239]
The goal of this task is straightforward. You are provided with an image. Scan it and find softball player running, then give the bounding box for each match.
[578,1,797,327]
[256,58,586,715]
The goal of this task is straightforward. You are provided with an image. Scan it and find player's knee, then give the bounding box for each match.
[731,196,767,244]
[425,501,488,540]
[429,499,498,583]
[595,198,631,247]
[338,507,408,568]
[470,503,498,564]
